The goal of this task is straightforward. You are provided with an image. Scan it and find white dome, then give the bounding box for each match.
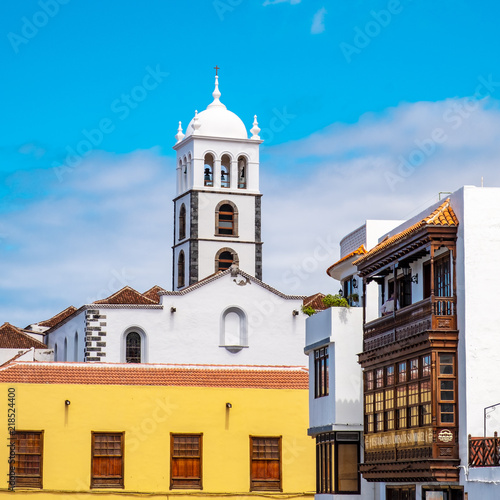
[184,76,249,140]
[185,106,248,140]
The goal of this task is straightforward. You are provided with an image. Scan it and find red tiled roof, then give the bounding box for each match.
[303,293,329,311]
[37,306,78,328]
[326,245,366,276]
[94,286,158,305]
[0,323,47,349]
[0,362,309,389]
[354,199,458,266]
[142,285,167,304]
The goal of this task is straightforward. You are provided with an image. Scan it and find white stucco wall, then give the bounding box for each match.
[305,307,364,431]
[0,348,54,364]
[48,274,306,366]
[46,311,86,362]
[448,186,500,497]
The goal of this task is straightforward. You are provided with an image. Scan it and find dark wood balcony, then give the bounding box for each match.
[363,296,456,353]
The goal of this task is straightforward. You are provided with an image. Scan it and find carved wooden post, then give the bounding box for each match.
[362,278,366,326]
[430,244,435,312]
[495,431,498,465]
[452,246,457,316]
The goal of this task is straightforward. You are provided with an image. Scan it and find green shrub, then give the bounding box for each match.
[322,294,349,308]
[301,305,317,316]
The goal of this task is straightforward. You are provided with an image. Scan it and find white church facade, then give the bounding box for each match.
[38,76,309,367]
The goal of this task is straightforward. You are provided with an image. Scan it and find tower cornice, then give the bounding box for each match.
[173,189,262,203]
[173,134,263,150]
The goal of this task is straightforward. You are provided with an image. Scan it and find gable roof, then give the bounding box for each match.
[161,267,305,300]
[142,285,167,304]
[326,244,366,277]
[0,362,309,389]
[0,323,47,349]
[353,199,458,267]
[36,306,78,329]
[93,286,158,305]
[303,293,329,311]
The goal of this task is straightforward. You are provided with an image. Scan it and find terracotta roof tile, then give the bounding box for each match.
[142,285,166,304]
[303,293,329,311]
[326,245,366,276]
[354,199,458,266]
[0,323,47,349]
[0,362,309,389]
[37,306,78,328]
[94,286,157,305]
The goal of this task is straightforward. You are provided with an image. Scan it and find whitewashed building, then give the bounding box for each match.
[321,186,500,499]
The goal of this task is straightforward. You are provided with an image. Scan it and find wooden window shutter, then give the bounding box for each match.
[91,432,124,488]
[170,434,202,489]
[11,431,43,489]
[250,436,282,491]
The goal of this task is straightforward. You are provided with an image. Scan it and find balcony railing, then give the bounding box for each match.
[469,433,500,467]
[364,296,456,352]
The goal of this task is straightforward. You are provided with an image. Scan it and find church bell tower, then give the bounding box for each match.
[172,74,263,290]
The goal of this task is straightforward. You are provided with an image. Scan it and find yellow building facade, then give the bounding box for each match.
[0,361,314,500]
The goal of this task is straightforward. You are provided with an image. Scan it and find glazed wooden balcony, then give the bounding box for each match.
[363,296,456,352]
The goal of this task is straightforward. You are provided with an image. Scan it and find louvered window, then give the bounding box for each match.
[91,432,124,488]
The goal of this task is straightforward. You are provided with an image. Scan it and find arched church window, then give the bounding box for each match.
[179,204,186,240]
[221,154,231,188]
[182,157,187,188]
[238,156,247,189]
[178,251,185,288]
[218,251,233,271]
[217,204,234,235]
[126,332,141,363]
[204,153,214,187]
[215,247,239,272]
[63,337,68,361]
[220,307,248,350]
[74,331,79,361]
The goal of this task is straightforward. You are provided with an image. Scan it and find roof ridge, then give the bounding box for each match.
[36,305,78,328]
[93,285,157,305]
[161,268,306,300]
[8,360,308,370]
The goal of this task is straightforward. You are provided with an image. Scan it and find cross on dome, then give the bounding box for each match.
[179,73,257,141]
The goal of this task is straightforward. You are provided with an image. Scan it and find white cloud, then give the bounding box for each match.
[3,97,500,327]
[0,149,174,327]
[263,0,301,6]
[311,7,327,34]
[261,97,500,295]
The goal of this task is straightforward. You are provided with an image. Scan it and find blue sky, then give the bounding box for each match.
[3,0,500,326]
